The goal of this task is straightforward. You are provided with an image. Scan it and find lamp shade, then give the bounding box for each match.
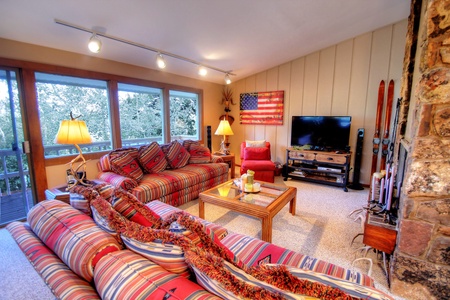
[55,119,93,145]
[214,120,234,136]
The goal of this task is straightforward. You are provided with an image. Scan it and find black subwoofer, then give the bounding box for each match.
[348,128,364,190]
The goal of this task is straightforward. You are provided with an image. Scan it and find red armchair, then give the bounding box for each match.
[240,141,275,183]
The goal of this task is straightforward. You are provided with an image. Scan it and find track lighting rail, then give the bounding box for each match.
[54,18,235,78]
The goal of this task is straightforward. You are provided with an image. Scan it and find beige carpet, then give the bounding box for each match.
[0,176,405,299]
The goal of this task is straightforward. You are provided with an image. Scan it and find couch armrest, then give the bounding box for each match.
[211,155,224,163]
[96,171,138,191]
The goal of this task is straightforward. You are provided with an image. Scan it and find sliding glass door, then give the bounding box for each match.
[0,68,34,226]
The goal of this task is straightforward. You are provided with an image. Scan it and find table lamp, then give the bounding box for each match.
[54,112,93,190]
[214,118,234,154]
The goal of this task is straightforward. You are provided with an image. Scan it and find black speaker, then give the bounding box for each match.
[348,128,364,190]
[207,126,212,152]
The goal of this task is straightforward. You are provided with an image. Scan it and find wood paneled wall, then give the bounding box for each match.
[229,20,407,185]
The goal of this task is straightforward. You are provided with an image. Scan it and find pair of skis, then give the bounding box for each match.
[371,79,394,175]
[369,79,399,224]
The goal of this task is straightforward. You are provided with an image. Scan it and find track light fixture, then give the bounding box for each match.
[88,34,102,53]
[54,19,235,82]
[156,53,166,69]
[198,66,208,76]
[224,73,232,85]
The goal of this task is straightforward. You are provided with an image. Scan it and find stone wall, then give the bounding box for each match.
[391,0,450,299]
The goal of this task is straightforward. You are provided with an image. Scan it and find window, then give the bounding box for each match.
[34,72,202,159]
[169,90,200,141]
[35,73,112,158]
[118,83,164,146]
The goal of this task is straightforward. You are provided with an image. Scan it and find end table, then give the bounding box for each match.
[45,185,70,203]
[219,153,235,179]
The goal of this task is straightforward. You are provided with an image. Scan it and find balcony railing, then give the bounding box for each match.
[43,136,198,157]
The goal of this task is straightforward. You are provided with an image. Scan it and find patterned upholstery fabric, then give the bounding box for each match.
[27,200,122,282]
[146,200,228,241]
[110,190,161,227]
[162,141,191,169]
[182,139,201,150]
[220,233,374,287]
[97,144,228,206]
[110,151,144,181]
[192,260,305,300]
[133,164,228,206]
[96,171,138,190]
[138,141,168,173]
[121,235,190,277]
[70,192,91,215]
[193,259,391,300]
[6,222,100,300]
[94,250,220,300]
[189,144,212,164]
[284,265,392,299]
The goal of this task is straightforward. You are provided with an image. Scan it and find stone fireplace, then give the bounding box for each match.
[391,0,450,299]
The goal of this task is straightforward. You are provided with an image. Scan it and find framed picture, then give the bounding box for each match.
[239,90,284,125]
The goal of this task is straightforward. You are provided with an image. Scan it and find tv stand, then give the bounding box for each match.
[283,148,351,192]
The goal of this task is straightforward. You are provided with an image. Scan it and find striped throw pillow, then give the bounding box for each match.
[138,142,168,173]
[110,152,144,181]
[189,144,211,164]
[162,141,190,169]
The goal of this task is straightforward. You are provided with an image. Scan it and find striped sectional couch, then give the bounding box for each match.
[96,140,229,207]
[7,185,393,300]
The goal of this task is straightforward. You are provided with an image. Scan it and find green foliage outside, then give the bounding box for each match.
[0,71,199,193]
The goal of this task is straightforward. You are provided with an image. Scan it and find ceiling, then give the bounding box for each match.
[0,0,411,84]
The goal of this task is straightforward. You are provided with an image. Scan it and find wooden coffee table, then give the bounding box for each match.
[198,180,297,243]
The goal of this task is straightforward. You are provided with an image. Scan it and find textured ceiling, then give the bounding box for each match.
[0,0,411,84]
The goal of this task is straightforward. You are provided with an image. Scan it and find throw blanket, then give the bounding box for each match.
[73,185,353,300]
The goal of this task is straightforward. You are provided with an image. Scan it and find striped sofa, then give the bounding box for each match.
[96,141,229,207]
[7,187,393,300]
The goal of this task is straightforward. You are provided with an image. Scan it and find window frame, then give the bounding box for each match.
[0,58,203,168]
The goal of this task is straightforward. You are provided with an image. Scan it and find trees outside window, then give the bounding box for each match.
[118,83,163,146]
[169,90,199,141]
[34,73,201,158]
[35,73,112,158]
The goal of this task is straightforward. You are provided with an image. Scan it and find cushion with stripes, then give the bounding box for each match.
[189,144,212,164]
[27,200,122,283]
[110,151,144,181]
[161,141,190,169]
[121,235,190,277]
[138,142,168,173]
[6,222,100,300]
[94,250,219,300]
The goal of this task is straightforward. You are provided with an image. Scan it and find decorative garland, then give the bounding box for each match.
[76,186,353,299]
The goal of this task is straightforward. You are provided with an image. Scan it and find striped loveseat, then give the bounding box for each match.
[96,140,229,207]
[7,185,393,300]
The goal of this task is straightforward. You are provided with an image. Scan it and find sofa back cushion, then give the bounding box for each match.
[189,144,212,164]
[182,139,201,151]
[94,250,219,300]
[138,142,168,173]
[27,200,122,283]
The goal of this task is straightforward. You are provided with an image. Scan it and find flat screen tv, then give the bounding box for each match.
[291,116,352,151]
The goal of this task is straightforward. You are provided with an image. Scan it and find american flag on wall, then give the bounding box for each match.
[239,90,284,125]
